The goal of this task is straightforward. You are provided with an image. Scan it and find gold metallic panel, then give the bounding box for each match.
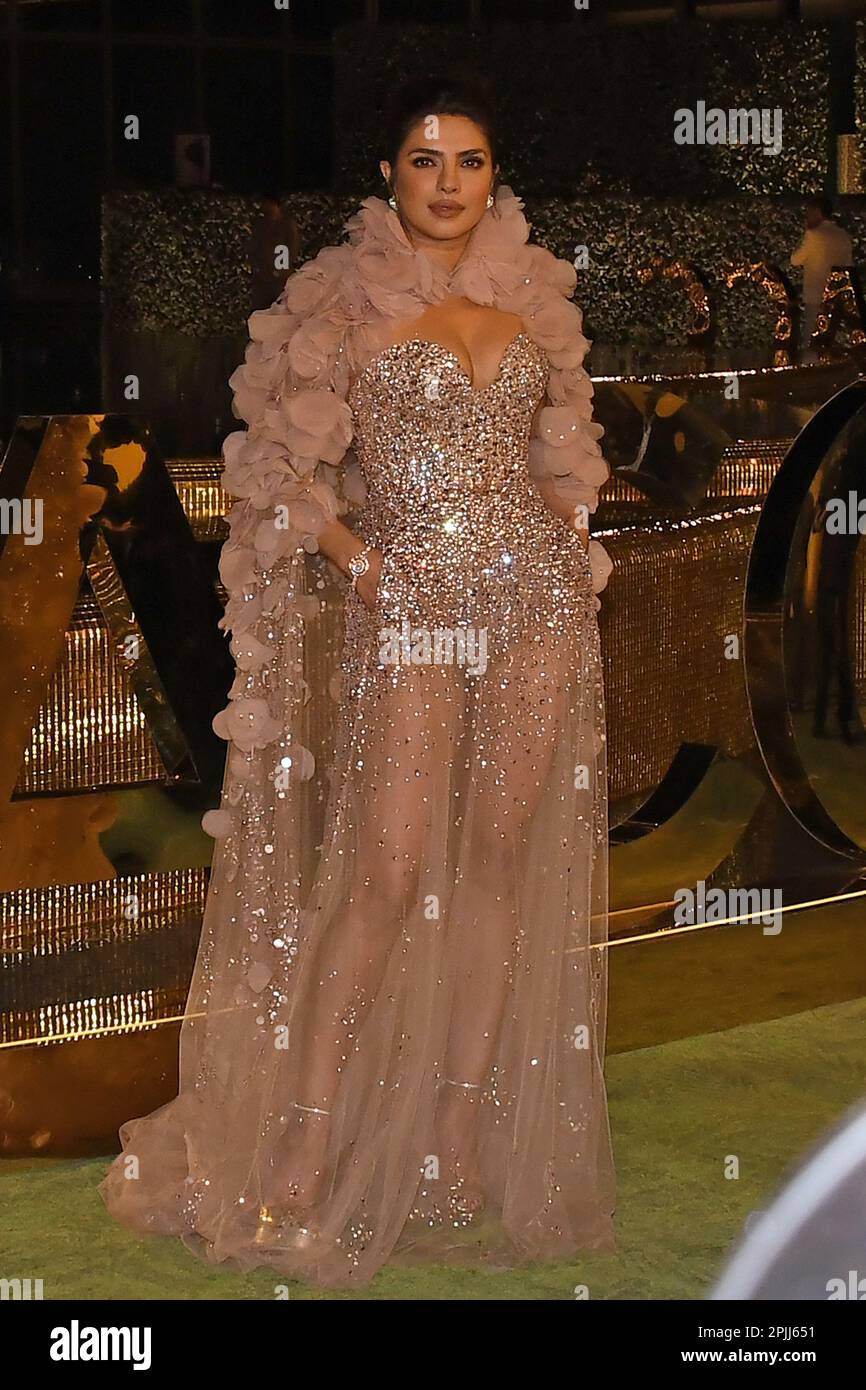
[17,596,164,795]
[0,416,234,802]
[837,133,863,195]
[1,869,207,1047]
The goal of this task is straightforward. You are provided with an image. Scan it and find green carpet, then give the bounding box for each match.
[3,995,865,1300]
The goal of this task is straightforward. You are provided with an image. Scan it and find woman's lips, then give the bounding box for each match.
[429,203,464,218]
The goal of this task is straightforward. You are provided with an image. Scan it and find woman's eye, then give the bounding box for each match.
[409,156,486,168]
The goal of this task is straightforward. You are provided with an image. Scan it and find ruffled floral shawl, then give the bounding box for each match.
[204,184,612,830]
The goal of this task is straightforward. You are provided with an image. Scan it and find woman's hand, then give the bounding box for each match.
[352,547,384,612]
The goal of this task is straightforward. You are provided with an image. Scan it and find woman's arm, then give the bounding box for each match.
[316,517,369,576]
[315,517,382,611]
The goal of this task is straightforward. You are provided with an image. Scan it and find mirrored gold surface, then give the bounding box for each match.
[2,395,865,1154]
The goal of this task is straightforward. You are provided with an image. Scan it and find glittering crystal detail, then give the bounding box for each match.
[98,317,616,1290]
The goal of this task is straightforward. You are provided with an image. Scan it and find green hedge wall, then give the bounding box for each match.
[102,188,866,349]
[332,18,830,200]
[103,14,866,346]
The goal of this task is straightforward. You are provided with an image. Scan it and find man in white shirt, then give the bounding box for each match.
[790,197,853,360]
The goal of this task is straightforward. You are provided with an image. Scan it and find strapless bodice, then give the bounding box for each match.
[344,332,594,663]
[348,333,547,517]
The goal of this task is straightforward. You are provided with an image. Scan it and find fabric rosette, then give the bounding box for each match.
[527,401,609,515]
[201,808,233,839]
[211,696,282,753]
[587,537,614,611]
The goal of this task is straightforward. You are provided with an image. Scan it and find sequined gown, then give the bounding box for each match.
[99,327,616,1289]
[278,330,614,1275]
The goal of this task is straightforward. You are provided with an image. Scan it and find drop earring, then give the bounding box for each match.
[486,193,494,208]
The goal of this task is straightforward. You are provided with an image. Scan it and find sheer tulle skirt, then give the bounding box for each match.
[98,547,615,1288]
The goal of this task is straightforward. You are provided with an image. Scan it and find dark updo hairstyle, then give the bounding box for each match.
[805,194,834,221]
[381,72,500,185]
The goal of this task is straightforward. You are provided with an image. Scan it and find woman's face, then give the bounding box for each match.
[380,113,497,245]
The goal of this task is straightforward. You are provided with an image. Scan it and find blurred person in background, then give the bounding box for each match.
[248,191,300,311]
[791,196,853,362]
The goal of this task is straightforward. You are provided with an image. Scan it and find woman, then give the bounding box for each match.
[99,75,616,1289]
